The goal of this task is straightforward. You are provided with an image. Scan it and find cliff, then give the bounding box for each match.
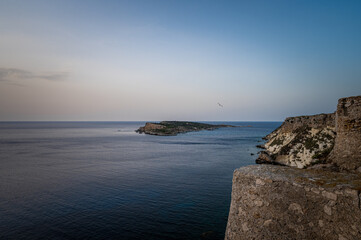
[226,96,361,239]
[258,113,336,168]
[258,95,361,171]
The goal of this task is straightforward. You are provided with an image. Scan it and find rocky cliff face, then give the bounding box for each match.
[258,95,361,171]
[226,96,361,239]
[259,113,336,168]
[136,122,166,135]
[225,165,361,240]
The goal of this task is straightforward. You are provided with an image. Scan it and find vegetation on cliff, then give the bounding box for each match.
[259,120,336,168]
[256,95,361,171]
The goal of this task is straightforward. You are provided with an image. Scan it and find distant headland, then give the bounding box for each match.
[136,121,248,136]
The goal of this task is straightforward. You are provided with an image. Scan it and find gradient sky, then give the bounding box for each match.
[0,0,360,121]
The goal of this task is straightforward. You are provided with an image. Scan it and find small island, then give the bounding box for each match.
[136,121,240,136]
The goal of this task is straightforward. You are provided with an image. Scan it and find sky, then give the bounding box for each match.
[0,0,360,121]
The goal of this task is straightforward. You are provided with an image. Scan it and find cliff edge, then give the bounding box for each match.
[226,96,361,239]
[257,113,336,168]
[257,95,361,171]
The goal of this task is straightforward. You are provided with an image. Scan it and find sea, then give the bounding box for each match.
[0,121,281,240]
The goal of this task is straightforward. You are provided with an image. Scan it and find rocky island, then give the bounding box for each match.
[136,121,238,136]
[226,95,361,240]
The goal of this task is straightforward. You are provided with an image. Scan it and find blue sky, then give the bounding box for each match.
[0,0,360,121]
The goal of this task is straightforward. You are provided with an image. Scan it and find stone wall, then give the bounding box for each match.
[328,96,361,171]
[225,165,361,240]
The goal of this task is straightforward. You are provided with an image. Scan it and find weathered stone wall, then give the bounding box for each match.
[328,96,361,171]
[225,165,361,240]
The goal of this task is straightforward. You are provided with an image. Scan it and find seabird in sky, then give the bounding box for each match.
[217,102,223,107]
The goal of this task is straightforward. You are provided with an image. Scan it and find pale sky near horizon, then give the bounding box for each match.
[0,0,360,121]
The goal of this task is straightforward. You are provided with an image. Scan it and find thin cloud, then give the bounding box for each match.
[0,67,68,83]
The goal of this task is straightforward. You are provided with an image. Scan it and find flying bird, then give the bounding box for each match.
[217,102,223,107]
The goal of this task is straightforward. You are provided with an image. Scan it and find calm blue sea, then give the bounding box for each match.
[0,121,281,240]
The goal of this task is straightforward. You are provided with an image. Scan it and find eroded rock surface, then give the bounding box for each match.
[258,95,361,170]
[260,113,336,168]
[225,165,361,240]
[228,96,361,239]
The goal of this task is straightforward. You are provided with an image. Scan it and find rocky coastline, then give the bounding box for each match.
[255,113,336,169]
[226,95,361,239]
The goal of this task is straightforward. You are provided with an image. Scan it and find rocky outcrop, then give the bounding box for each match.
[258,95,361,170]
[136,122,166,134]
[225,165,361,240]
[136,121,238,136]
[259,113,336,168]
[328,96,361,171]
[267,113,335,137]
[226,96,361,239]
